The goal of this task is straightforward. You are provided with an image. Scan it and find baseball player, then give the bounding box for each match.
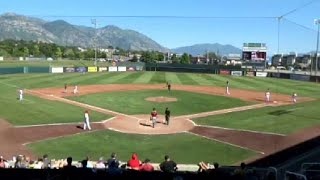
[83,110,91,130]
[292,92,297,103]
[226,81,230,95]
[265,89,271,103]
[64,83,68,93]
[167,82,171,91]
[150,108,158,128]
[164,107,171,125]
[73,85,78,94]
[18,89,24,101]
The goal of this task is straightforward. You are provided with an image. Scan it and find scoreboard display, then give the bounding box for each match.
[242,51,266,61]
[242,43,267,61]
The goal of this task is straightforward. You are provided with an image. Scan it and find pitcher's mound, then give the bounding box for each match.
[145,96,177,103]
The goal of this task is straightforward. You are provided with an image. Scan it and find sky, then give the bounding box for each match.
[1,0,320,54]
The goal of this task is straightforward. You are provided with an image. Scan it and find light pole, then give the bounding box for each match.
[91,19,97,66]
[314,19,320,81]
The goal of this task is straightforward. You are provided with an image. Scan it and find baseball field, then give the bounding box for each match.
[0,70,319,165]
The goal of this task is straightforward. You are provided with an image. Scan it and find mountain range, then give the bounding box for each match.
[171,43,242,56]
[0,13,242,55]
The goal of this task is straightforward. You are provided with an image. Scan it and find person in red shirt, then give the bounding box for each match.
[150,108,157,128]
[140,159,154,172]
[127,153,141,170]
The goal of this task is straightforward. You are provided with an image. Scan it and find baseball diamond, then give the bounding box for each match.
[0,71,319,166]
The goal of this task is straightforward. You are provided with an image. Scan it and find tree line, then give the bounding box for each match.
[0,39,221,64]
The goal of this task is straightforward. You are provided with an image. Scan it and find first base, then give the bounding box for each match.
[50,94,53,96]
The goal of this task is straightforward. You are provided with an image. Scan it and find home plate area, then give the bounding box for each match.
[103,115,194,135]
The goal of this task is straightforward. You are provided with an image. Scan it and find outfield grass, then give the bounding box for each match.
[1,72,319,98]
[0,85,112,125]
[68,90,251,115]
[193,100,320,135]
[27,130,256,164]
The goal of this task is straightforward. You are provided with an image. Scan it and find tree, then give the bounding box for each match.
[131,55,138,62]
[55,47,62,59]
[33,45,40,57]
[23,47,29,58]
[171,54,180,64]
[157,53,165,61]
[180,53,191,64]
[63,48,75,59]
[0,49,10,57]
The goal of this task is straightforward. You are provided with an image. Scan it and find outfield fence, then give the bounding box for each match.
[0,62,319,83]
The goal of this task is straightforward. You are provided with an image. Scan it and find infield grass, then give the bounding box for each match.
[193,100,320,135]
[68,90,251,115]
[27,130,256,164]
[0,84,112,126]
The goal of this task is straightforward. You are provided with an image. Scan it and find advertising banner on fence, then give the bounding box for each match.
[127,67,136,71]
[75,67,87,73]
[290,74,310,82]
[87,67,97,72]
[255,72,268,77]
[136,66,144,71]
[118,66,127,72]
[64,67,75,73]
[220,70,230,75]
[246,71,255,77]
[231,71,243,76]
[51,67,64,73]
[108,66,118,72]
[98,67,108,72]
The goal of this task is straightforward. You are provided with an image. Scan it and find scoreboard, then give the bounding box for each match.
[242,43,267,61]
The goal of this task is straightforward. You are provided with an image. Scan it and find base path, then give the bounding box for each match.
[0,84,315,162]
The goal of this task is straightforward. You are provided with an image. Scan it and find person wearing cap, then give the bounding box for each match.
[139,158,154,172]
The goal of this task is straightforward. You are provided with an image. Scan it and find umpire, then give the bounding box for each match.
[165,107,171,125]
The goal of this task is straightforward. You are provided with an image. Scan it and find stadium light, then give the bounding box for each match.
[314,19,320,81]
[91,19,97,66]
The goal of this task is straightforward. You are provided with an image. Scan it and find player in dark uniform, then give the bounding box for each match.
[64,83,68,93]
[167,82,171,91]
[165,107,171,125]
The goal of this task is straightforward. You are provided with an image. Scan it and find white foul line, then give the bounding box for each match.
[187,131,265,155]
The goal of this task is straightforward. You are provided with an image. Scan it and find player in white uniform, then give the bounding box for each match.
[292,92,297,103]
[265,89,271,102]
[83,110,91,130]
[226,81,230,95]
[19,89,24,101]
[73,85,78,94]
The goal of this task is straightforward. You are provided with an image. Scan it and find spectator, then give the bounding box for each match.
[139,159,154,172]
[15,155,28,168]
[95,157,106,169]
[107,158,122,175]
[85,156,94,168]
[198,161,214,172]
[63,157,77,169]
[106,153,120,169]
[34,158,44,169]
[159,155,177,173]
[0,156,8,168]
[28,161,35,169]
[42,154,51,169]
[232,162,247,179]
[81,160,88,168]
[127,153,141,170]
